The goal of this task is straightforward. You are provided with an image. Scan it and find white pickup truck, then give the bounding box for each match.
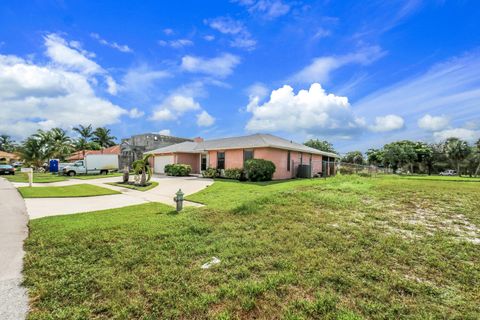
[62,154,119,176]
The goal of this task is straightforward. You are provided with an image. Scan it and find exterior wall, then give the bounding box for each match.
[175,153,200,174]
[208,150,217,168]
[254,147,294,180]
[207,149,243,169]
[311,154,323,176]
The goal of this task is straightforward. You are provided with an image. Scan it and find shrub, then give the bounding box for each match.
[201,167,218,178]
[224,168,244,180]
[244,159,276,181]
[164,164,191,176]
[338,166,355,175]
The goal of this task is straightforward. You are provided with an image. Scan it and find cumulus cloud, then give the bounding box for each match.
[158,39,194,49]
[151,94,201,121]
[433,128,480,142]
[121,65,170,95]
[235,0,291,19]
[180,53,241,78]
[245,83,365,137]
[196,110,215,127]
[204,17,256,50]
[128,108,145,119]
[90,33,132,53]
[417,114,449,131]
[0,52,126,138]
[369,114,404,132]
[291,46,385,84]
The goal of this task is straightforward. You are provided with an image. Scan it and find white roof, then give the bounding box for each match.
[147,133,338,157]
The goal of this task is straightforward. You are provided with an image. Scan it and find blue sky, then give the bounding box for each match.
[1,0,480,152]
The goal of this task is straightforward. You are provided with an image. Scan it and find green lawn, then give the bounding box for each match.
[393,174,480,182]
[4,172,67,183]
[18,184,121,198]
[23,176,480,319]
[107,181,159,191]
[72,172,123,180]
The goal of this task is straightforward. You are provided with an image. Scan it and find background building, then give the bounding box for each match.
[120,133,191,169]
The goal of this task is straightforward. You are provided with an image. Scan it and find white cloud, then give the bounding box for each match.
[121,65,170,94]
[246,82,269,101]
[369,115,404,132]
[163,28,174,36]
[128,108,145,119]
[106,76,118,95]
[245,83,365,137]
[235,0,291,19]
[44,33,102,75]
[151,94,200,121]
[313,28,332,40]
[0,53,126,138]
[158,129,171,135]
[204,17,256,50]
[203,35,215,41]
[196,110,215,127]
[90,33,132,53]
[291,46,385,84]
[180,53,241,78]
[433,128,480,142]
[418,114,449,131]
[158,39,194,49]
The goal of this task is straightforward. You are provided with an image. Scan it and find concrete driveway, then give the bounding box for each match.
[0,178,28,320]
[23,176,213,219]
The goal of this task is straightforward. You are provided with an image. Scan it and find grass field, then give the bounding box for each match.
[72,172,124,180]
[107,181,159,191]
[18,184,121,198]
[4,172,67,183]
[23,176,480,319]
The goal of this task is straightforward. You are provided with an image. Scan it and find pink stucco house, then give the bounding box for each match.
[146,133,338,180]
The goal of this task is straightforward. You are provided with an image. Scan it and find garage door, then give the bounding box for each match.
[154,155,174,174]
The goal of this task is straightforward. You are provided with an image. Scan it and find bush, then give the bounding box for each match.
[224,168,244,180]
[338,166,355,175]
[164,164,191,176]
[201,167,218,178]
[244,159,276,181]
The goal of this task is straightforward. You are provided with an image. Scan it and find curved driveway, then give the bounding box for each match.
[0,178,28,320]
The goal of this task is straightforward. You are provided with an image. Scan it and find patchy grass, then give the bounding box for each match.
[18,184,121,198]
[23,176,480,319]
[4,172,67,183]
[72,172,123,180]
[107,181,159,191]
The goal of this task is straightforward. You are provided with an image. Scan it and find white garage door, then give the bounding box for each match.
[154,155,174,174]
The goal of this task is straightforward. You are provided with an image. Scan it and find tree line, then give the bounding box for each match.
[0,125,117,167]
[304,138,480,177]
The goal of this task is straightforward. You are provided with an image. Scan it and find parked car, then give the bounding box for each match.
[0,164,15,175]
[12,161,23,168]
[62,154,119,176]
[439,169,456,176]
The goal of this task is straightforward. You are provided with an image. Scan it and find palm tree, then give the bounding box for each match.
[73,124,94,157]
[20,137,47,168]
[32,128,72,161]
[93,127,117,148]
[0,134,16,152]
[444,138,471,176]
[133,154,153,186]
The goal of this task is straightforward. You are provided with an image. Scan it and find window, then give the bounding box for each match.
[287,151,291,171]
[201,154,207,171]
[244,149,254,162]
[217,152,225,169]
[300,153,303,164]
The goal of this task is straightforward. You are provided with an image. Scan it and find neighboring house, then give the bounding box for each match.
[67,145,121,161]
[146,133,338,180]
[0,150,20,164]
[119,133,191,169]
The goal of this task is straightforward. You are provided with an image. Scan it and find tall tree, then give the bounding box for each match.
[32,128,73,161]
[342,151,364,164]
[443,137,471,176]
[20,136,47,168]
[93,127,117,148]
[304,139,336,153]
[474,139,480,177]
[0,134,16,152]
[382,141,417,173]
[73,124,98,156]
[366,148,384,166]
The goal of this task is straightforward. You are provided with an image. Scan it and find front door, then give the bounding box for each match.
[201,154,207,171]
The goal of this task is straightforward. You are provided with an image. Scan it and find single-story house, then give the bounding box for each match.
[146,134,338,180]
[67,145,121,161]
[0,150,20,164]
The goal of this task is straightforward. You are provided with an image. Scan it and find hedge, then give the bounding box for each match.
[244,159,276,181]
[164,164,192,176]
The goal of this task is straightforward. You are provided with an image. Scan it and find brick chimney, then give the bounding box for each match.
[193,137,204,142]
